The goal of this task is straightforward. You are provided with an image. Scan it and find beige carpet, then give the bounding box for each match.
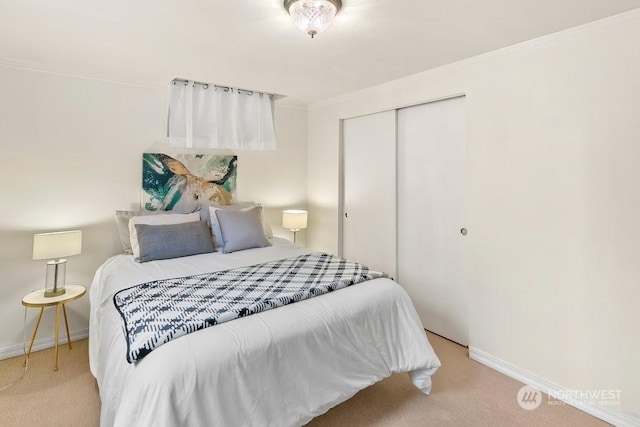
[0,333,608,426]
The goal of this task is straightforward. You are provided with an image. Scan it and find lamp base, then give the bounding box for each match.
[44,287,66,298]
[44,259,67,298]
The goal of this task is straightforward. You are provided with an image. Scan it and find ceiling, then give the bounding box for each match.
[1,0,639,105]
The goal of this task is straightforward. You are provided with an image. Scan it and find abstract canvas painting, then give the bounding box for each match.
[142,153,237,211]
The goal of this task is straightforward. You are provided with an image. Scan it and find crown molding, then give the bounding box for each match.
[0,58,305,109]
[275,98,308,110]
[309,7,640,111]
[0,58,166,89]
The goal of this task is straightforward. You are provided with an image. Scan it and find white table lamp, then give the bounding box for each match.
[33,230,82,297]
[282,210,307,243]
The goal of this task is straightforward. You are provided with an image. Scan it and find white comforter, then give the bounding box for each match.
[89,238,441,427]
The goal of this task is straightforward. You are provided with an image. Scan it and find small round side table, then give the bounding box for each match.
[22,284,86,371]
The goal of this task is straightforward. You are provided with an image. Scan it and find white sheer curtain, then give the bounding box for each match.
[168,81,276,150]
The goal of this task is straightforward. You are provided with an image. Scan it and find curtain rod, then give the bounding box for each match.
[171,78,276,98]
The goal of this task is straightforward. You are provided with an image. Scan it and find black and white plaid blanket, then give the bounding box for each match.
[113,252,390,363]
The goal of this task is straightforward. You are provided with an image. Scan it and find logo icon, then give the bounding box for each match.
[517,385,542,410]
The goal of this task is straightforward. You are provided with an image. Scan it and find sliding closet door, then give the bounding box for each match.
[397,96,468,346]
[342,111,396,277]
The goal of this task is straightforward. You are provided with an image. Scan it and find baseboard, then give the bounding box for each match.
[469,347,639,427]
[0,328,89,361]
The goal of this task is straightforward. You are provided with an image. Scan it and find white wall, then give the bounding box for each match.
[307,10,640,417]
[0,65,307,357]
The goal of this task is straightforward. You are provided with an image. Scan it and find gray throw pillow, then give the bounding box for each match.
[134,221,214,262]
[215,206,271,253]
[115,207,200,254]
[208,203,273,250]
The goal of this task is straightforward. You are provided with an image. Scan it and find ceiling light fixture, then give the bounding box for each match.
[284,0,342,38]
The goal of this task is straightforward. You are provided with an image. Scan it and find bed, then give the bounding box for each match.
[89,234,441,426]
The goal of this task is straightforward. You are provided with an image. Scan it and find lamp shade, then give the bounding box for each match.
[282,210,308,231]
[33,230,83,260]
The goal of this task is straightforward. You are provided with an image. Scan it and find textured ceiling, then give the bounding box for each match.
[1,0,639,104]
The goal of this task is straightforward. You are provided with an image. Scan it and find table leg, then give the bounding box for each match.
[62,304,72,350]
[54,304,60,371]
[24,307,44,367]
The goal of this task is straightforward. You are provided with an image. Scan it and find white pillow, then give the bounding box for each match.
[128,212,200,259]
[209,205,271,251]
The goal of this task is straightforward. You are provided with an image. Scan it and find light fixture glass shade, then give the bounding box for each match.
[33,230,82,297]
[282,210,308,231]
[286,0,341,38]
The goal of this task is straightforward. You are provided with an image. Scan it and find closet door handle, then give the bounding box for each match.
[460,228,468,236]
[344,212,349,218]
